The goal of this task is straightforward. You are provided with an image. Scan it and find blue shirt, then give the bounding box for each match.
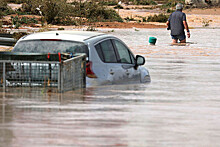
[168,11,186,36]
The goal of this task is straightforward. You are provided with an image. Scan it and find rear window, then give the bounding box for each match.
[13,40,89,57]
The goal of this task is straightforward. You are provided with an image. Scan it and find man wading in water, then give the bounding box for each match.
[166,3,190,43]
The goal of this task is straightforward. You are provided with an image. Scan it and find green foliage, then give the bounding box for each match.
[54,16,79,26]
[17,0,123,24]
[5,0,23,4]
[161,0,185,9]
[58,27,65,30]
[10,16,21,29]
[99,0,118,6]
[0,11,4,19]
[129,0,157,5]
[41,0,70,24]
[0,0,15,17]
[73,2,123,22]
[147,13,169,22]
[124,16,136,22]
[11,16,38,25]
[149,0,158,5]
[21,0,73,24]
[0,0,8,12]
[2,0,123,25]
[15,22,21,29]
[15,9,31,15]
[0,21,3,29]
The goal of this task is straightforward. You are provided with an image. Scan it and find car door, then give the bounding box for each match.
[112,39,141,82]
[95,39,124,83]
[95,38,140,83]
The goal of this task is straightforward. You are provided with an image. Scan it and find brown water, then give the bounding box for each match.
[0,29,220,147]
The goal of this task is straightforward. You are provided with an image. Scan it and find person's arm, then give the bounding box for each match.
[166,14,171,30]
[183,21,190,38]
[166,21,170,29]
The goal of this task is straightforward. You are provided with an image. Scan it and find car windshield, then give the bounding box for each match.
[13,40,89,56]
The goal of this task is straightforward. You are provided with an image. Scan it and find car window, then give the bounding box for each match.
[95,40,117,63]
[95,44,105,62]
[13,40,89,57]
[113,40,134,64]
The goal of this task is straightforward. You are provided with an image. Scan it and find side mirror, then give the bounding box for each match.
[136,55,145,66]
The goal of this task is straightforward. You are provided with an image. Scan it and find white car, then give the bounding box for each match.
[13,31,150,85]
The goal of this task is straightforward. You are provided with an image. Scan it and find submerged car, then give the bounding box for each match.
[13,31,150,85]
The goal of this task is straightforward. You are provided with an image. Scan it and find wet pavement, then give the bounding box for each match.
[0,28,220,147]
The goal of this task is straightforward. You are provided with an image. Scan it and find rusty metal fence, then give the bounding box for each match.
[0,53,86,92]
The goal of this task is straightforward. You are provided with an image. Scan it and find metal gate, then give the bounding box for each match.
[0,53,86,92]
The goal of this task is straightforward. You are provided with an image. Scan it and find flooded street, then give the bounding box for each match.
[1,28,220,147]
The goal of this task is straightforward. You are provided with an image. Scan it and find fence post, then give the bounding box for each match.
[58,63,61,92]
[3,62,6,91]
[83,56,86,88]
[58,63,63,93]
[29,63,32,87]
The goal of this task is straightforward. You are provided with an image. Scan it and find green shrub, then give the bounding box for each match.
[0,11,4,19]
[11,16,39,25]
[161,0,185,9]
[54,17,79,26]
[20,17,28,24]
[99,0,118,6]
[73,2,123,22]
[147,13,169,22]
[21,0,74,24]
[58,27,65,30]
[11,16,19,25]
[8,0,123,25]
[15,9,31,15]
[149,0,157,5]
[124,16,136,22]
[129,0,157,5]
[0,0,8,12]
[0,0,15,17]
[15,22,21,29]
[5,0,23,4]
[29,18,38,24]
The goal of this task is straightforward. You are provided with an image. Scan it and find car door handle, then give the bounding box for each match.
[126,69,130,75]
[110,69,114,75]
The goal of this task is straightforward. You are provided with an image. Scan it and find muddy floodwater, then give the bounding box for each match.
[0,28,220,147]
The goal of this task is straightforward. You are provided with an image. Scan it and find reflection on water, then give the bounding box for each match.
[0,29,220,147]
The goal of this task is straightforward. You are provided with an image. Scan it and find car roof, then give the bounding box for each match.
[20,30,111,43]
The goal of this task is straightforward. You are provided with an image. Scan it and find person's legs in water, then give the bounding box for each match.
[172,35,178,43]
[178,34,186,43]
[172,34,186,43]
[172,39,178,43]
[180,38,186,43]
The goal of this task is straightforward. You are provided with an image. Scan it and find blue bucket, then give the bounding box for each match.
[149,37,157,45]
